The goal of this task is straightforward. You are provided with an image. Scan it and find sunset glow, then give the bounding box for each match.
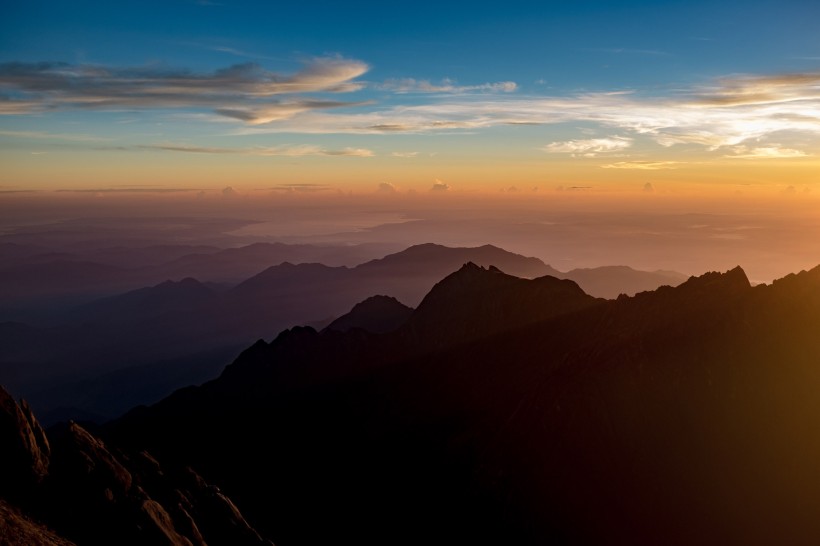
[1,1,819,282]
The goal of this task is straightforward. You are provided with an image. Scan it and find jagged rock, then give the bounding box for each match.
[137,499,194,546]
[0,399,275,546]
[170,504,208,546]
[0,386,51,498]
[179,467,272,546]
[54,422,133,498]
[0,499,75,546]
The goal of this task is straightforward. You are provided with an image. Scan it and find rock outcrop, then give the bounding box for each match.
[0,385,273,546]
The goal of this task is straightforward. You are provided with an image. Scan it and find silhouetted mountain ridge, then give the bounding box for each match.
[324,295,413,334]
[106,263,820,546]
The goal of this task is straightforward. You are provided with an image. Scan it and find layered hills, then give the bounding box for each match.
[1,243,685,423]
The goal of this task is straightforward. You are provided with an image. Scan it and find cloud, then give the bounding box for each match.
[391,151,418,158]
[723,145,810,159]
[215,100,366,125]
[431,180,450,191]
[0,129,106,141]
[272,183,331,193]
[5,59,820,161]
[54,188,200,194]
[379,78,517,94]
[233,70,820,158]
[601,161,681,170]
[693,73,820,107]
[138,143,374,157]
[543,136,632,156]
[377,182,397,193]
[584,47,669,56]
[643,183,655,193]
[0,57,368,123]
[222,186,239,197]
[0,97,46,114]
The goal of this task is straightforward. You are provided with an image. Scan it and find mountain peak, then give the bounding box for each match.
[325,295,413,334]
[408,264,599,348]
[679,265,751,293]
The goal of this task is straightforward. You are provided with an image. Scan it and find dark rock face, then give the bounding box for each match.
[0,386,273,546]
[0,499,76,546]
[0,386,51,499]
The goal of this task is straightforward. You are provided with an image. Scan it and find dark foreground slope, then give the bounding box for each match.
[0,385,272,546]
[109,263,820,545]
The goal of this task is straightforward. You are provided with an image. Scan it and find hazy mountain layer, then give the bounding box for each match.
[1,243,685,423]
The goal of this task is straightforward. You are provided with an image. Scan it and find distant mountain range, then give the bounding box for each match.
[1,243,686,423]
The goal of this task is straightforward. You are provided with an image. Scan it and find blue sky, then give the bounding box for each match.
[1,0,819,192]
[5,0,818,89]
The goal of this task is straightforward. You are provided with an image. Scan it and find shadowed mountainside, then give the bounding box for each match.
[0,385,272,546]
[105,262,820,545]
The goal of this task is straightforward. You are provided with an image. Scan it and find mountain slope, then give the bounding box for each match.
[0,385,273,546]
[107,264,820,546]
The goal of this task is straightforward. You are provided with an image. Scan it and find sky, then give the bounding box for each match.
[1,1,819,281]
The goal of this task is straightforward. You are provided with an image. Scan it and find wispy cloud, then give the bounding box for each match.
[391,151,418,158]
[723,145,810,159]
[379,78,517,94]
[584,47,670,56]
[0,129,106,141]
[602,160,682,169]
[272,183,332,193]
[692,73,820,106]
[55,188,200,193]
[234,71,820,160]
[215,100,369,125]
[141,143,374,157]
[4,59,820,162]
[0,57,368,123]
[544,136,632,156]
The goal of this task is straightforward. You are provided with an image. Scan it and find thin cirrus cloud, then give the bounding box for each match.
[543,136,633,156]
[0,57,368,123]
[0,129,106,142]
[236,71,820,159]
[691,73,820,106]
[601,161,682,170]
[140,143,374,157]
[723,145,810,159]
[378,78,518,94]
[3,56,819,161]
